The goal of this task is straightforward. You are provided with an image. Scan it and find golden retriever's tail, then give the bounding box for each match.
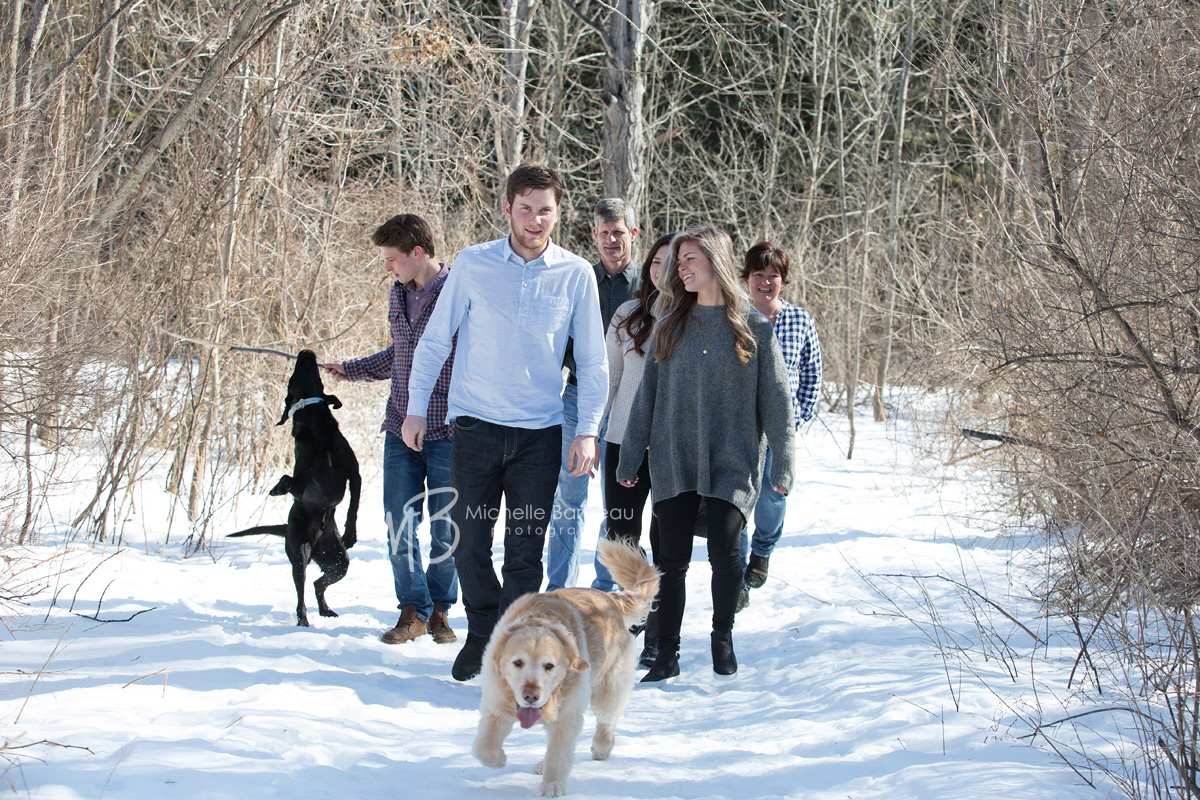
[597,538,661,626]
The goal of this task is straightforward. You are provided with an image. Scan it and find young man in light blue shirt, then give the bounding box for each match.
[402,164,608,681]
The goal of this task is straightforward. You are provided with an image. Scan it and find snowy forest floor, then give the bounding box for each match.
[0,393,1109,799]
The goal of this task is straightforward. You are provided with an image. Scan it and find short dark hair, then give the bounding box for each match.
[372,213,436,257]
[506,163,564,206]
[741,241,790,283]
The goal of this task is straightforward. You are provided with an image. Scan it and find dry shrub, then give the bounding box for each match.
[0,1,498,549]
[955,1,1200,794]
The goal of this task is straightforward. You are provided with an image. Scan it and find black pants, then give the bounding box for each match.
[653,491,745,641]
[602,443,659,562]
[450,416,561,639]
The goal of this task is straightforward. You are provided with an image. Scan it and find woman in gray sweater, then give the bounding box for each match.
[617,225,795,681]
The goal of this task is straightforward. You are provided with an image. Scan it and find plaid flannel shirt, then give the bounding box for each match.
[773,301,822,428]
[344,269,456,440]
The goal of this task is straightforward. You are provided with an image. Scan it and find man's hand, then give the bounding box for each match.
[567,435,599,477]
[322,361,348,383]
[402,415,428,452]
[772,485,788,496]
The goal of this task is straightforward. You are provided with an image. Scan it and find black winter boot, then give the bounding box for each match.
[744,554,770,589]
[452,633,487,681]
[638,608,660,668]
[641,636,680,683]
[711,630,737,678]
[638,638,659,669]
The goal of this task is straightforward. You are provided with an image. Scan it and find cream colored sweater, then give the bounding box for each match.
[602,299,649,446]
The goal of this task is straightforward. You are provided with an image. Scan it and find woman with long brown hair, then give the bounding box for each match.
[616,225,794,681]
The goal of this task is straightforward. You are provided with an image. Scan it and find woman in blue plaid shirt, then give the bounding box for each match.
[738,242,822,605]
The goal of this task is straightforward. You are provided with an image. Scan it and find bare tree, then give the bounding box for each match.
[498,0,538,181]
[559,0,654,216]
[953,1,1200,794]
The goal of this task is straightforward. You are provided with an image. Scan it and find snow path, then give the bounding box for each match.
[1,405,1097,799]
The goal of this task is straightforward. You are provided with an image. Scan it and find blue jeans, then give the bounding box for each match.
[450,416,561,638]
[740,447,788,571]
[545,383,613,591]
[383,432,458,621]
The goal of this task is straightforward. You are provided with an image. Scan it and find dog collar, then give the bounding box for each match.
[287,397,326,419]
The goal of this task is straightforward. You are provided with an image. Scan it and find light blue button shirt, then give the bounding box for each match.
[407,236,609,436]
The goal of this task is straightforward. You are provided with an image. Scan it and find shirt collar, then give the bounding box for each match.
[403,263,449,296]
[594,260,640,284]
[503,235,555,268]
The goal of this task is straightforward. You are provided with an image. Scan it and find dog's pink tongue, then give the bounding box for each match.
[516,706,542,729]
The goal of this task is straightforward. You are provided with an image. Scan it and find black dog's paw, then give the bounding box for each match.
[269,475,294,496]
[342,529,357,549]
[296,616,310,627]
[320,607,339,618]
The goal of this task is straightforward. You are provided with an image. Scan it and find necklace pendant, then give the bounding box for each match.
[702,349,708,354]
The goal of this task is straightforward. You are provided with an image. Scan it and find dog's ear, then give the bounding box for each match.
[324,393,342,409]
[276,398,293,426]
[488,630,511,675]
[548,621,589,672]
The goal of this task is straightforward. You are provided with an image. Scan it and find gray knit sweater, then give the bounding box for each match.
[615,303,795,522]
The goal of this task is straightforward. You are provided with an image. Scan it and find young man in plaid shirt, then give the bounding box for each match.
[325,214,459,646]
[737,242,823,609]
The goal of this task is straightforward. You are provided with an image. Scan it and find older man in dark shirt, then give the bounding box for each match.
[545,198,640,592]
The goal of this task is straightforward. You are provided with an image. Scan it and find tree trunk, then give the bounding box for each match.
[1,0,24,156]
[8,0,49,233]
[873,7,914,423]
[600,0,652,215]
[497,0,538,193]
[87,0,120,207]
[759,16,792,241]
[833,15,856,459]
[20,416,35,545]
[188,353,221,524]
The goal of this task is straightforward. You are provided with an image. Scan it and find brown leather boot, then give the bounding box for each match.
[428,603,458,644]
[382,604,426,644]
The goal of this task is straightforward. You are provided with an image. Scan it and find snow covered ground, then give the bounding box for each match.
[1,398,1103,799]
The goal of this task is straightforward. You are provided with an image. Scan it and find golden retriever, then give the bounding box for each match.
[473,538,660,797]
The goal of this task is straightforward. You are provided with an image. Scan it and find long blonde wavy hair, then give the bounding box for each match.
[651,225,756,364]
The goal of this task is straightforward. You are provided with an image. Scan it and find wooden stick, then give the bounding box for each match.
[159,329,295,360]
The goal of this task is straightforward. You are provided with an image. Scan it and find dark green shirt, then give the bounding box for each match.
[564,260,641,385]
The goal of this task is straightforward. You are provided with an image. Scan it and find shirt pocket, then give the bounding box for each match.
[535,296,570,332]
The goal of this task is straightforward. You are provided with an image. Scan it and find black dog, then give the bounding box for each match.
[230,350,361,626]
